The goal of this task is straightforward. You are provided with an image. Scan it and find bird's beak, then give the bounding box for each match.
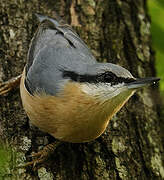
[126,77,160,89]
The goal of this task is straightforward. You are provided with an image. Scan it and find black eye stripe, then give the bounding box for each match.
[62,71,135,85]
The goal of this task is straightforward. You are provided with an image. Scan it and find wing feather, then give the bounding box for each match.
[25,14,96,95]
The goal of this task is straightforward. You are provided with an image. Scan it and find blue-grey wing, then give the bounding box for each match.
[25,14,96,96]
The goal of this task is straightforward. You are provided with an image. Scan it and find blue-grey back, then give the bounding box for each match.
[25,14,96,95]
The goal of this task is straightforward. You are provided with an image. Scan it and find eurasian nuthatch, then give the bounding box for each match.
[20,14,160,143]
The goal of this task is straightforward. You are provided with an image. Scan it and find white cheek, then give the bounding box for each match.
[81,83,126,101]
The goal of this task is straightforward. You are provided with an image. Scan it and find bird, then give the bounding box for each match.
[0,13,160,166]
[20,13,160,143]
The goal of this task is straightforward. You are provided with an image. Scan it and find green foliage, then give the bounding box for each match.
[0,142,20,179]
[148,0,164,91]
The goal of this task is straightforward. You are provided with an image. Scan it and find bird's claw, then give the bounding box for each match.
[0,75,21,95]
[18,141,62,169]
[22,152,49,170]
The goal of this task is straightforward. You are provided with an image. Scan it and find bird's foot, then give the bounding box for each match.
[20,141,62,169]
[0,75,22,95]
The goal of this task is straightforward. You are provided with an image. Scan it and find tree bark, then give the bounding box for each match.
[0,0,163,179]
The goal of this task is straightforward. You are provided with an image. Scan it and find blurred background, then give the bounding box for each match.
[148,0,164,94]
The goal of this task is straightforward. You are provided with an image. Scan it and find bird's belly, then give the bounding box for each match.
[20,75,110,143]
[26,110,108,143]
[52,117,109,143]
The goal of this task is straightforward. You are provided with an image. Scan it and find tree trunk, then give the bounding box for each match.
[0,0,163,179]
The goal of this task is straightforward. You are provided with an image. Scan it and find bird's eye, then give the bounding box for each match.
[103,72,117,83]
[101,71,136,85]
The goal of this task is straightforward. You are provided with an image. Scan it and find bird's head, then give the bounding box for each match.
[62,62,160,104]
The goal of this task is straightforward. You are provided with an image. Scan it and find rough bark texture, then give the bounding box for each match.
[0,0,163,179]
